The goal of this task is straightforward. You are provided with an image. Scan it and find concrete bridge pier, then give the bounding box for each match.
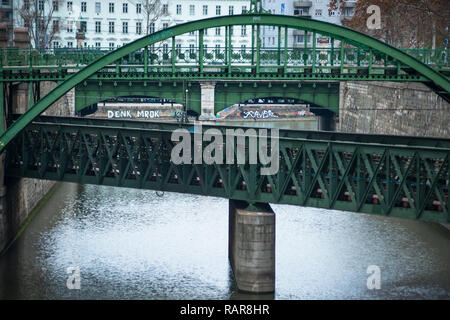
[228,199,275,293]
[198,81,217,121]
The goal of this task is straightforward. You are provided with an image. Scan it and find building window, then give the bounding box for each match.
[109,21,115,33]
[67,42,73,48]
[80,21,87,33]
[241,25,246,36]
[163,22,168,29]
[216,5,221,15]
[109,2,114,13]
[53,41,59,48]
[38,0,44,11]
[123,3,128,13]
[215,27,220,36]
[136,22,142,35]
[24,0,30,10]
[52,0,58,11]
[122,22,128,34]
[202,5,208,15]
[149,23,155,33]
[215,44,220,54]
[52,20,59,33]
[67,20,73,32]
[315,9,322,16]
[329,11,336,16]
[176,4,181,15]
[95,21,101,33]
[81,2,87,12]
[95,2,101,14]
[229,6,234,15]
[109,42,115,49]
[163,43,168,53]
[67,1,72,12]
[175,44,181,54]
[242,6,247,14]
[204,28,208,35]
[95,42,101,48]
[240,45,246,53]
[136,3,141,14]
[189,5,195,15]
[189,44,195,54]
[294,7,309,15]
[162,4,168,14]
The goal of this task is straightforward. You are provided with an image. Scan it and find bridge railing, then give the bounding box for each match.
[1,46,448,71]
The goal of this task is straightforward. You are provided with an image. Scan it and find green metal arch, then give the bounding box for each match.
[0,14,449,152]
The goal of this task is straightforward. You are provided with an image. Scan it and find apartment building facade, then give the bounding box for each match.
[12,0,252,50]
[262,0,356,48]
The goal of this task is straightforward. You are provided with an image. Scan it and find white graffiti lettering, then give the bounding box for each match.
[240,109,278,119]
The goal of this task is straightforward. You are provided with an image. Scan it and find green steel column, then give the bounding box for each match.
[199,30,204,73]
[144,46,149,74]
[312,31,316,74]
[331,38,334,66]
[277,26,281,66]
[256,24,261,74]
[228,26,232,73]
[369,49,373,74]
[251,25,255,66]
[0,83,4,134]
[171,37,176,73]
[29,82,34,109]
[304,30,308,66]
[225,26,228,65]
[283,26,288,73]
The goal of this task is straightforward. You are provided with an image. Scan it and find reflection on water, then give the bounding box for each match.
[0,120,449,300]
[0,182,449,300]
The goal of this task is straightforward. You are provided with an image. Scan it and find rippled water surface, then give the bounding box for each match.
[0,182,449,300]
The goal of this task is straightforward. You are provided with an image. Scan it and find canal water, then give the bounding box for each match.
[0,119,449,299]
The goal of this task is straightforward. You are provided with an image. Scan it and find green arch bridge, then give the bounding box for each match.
[0,14,449,224]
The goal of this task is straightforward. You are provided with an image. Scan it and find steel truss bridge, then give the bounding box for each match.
[0,14,449,223]
[5,115,449,223]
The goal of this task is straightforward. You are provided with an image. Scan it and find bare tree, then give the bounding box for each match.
[15,0,64,48]
[329,0,449,49]
[142,0,163,35]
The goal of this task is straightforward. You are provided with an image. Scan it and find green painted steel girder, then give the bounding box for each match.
[6,121,450,223]
[0,14,449,153]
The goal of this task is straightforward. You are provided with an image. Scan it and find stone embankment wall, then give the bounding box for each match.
[0,82,75,253]
[339,82,449,138]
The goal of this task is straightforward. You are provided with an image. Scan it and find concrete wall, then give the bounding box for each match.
[338,81,449,138]
[0,82,75,253]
